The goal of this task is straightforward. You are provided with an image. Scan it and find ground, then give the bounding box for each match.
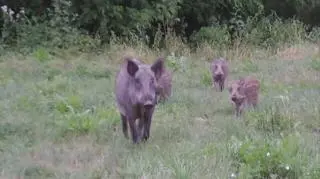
[0,42,320,179]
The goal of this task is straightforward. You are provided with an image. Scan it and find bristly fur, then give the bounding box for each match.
[156,65,173,103]
[228,76,260,117]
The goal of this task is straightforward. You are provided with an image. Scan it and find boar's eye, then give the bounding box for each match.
[134,78,141,88]
[135,78,140,84]
[134,78,141,89]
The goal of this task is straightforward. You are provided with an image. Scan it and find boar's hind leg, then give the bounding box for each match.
[121,114,128,139]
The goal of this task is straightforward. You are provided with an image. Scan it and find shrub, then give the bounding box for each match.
[232,135,307,179]
[307,27,320,42]
[200,69,212,87]
[243,15,306,48]
[1,0,100,53]
[32,47,51,62]
[190,26,231,48]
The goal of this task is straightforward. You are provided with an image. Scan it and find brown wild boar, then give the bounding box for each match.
[156,66,172,104]
[210,57,229,92]
[228,76,260,117]
[115,56,164,144]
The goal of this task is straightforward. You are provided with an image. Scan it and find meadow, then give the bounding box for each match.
[0,40,320,179]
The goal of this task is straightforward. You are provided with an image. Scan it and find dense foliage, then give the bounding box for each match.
[1,0,320,51]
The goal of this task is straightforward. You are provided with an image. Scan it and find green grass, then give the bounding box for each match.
[0,42,320,179]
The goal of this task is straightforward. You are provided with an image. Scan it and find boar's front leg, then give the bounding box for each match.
[120,114,128,139]
[137,114,145,141]
[127,114,140,144]
[219,81,224,91]
[143,108,155,141]
[214,81,220,92]
[235,104,241,118]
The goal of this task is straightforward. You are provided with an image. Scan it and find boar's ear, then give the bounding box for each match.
[127,59,139,77]
[151,57,164,80]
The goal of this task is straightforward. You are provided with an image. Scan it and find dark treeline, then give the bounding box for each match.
[1,0,320,51]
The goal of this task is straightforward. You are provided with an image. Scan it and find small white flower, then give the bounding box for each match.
[19,8,25,14]
[9,9,14,16]
[231,173,236,178]
[266,152,270,157]
[1,5,7,12]
[285,165,290,170]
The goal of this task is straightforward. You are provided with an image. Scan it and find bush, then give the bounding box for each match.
[190,26,231,48]
[1,0,100,53]
[232,135,307,179]
[307,27,320,42]
[200,69,212,87]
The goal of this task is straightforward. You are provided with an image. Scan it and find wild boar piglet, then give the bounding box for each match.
[210,57,229,92]
[228,76,260,117]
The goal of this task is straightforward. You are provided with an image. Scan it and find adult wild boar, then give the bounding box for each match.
[210,57,229,92]
[115,56,164,144]
[228,76,260,117]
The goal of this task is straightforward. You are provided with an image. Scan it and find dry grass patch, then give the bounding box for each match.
[276,43,319,60]
[0,59,40,74]
[272,63,320,86]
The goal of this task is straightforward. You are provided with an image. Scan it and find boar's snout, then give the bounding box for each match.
[141,94,156,109]
[143,101,154,110]
[214,73,223,80]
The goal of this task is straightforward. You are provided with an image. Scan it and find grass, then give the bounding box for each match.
[0,41,320,179]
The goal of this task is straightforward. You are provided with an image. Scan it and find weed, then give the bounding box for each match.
[75,64,111,79]
[241,60,259,73]
[233,135,306,179]
[200,69,212,87]
[54,95,83,114]
[33,48,51,62]
[310,58,320,71]
[21,165,55,179]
